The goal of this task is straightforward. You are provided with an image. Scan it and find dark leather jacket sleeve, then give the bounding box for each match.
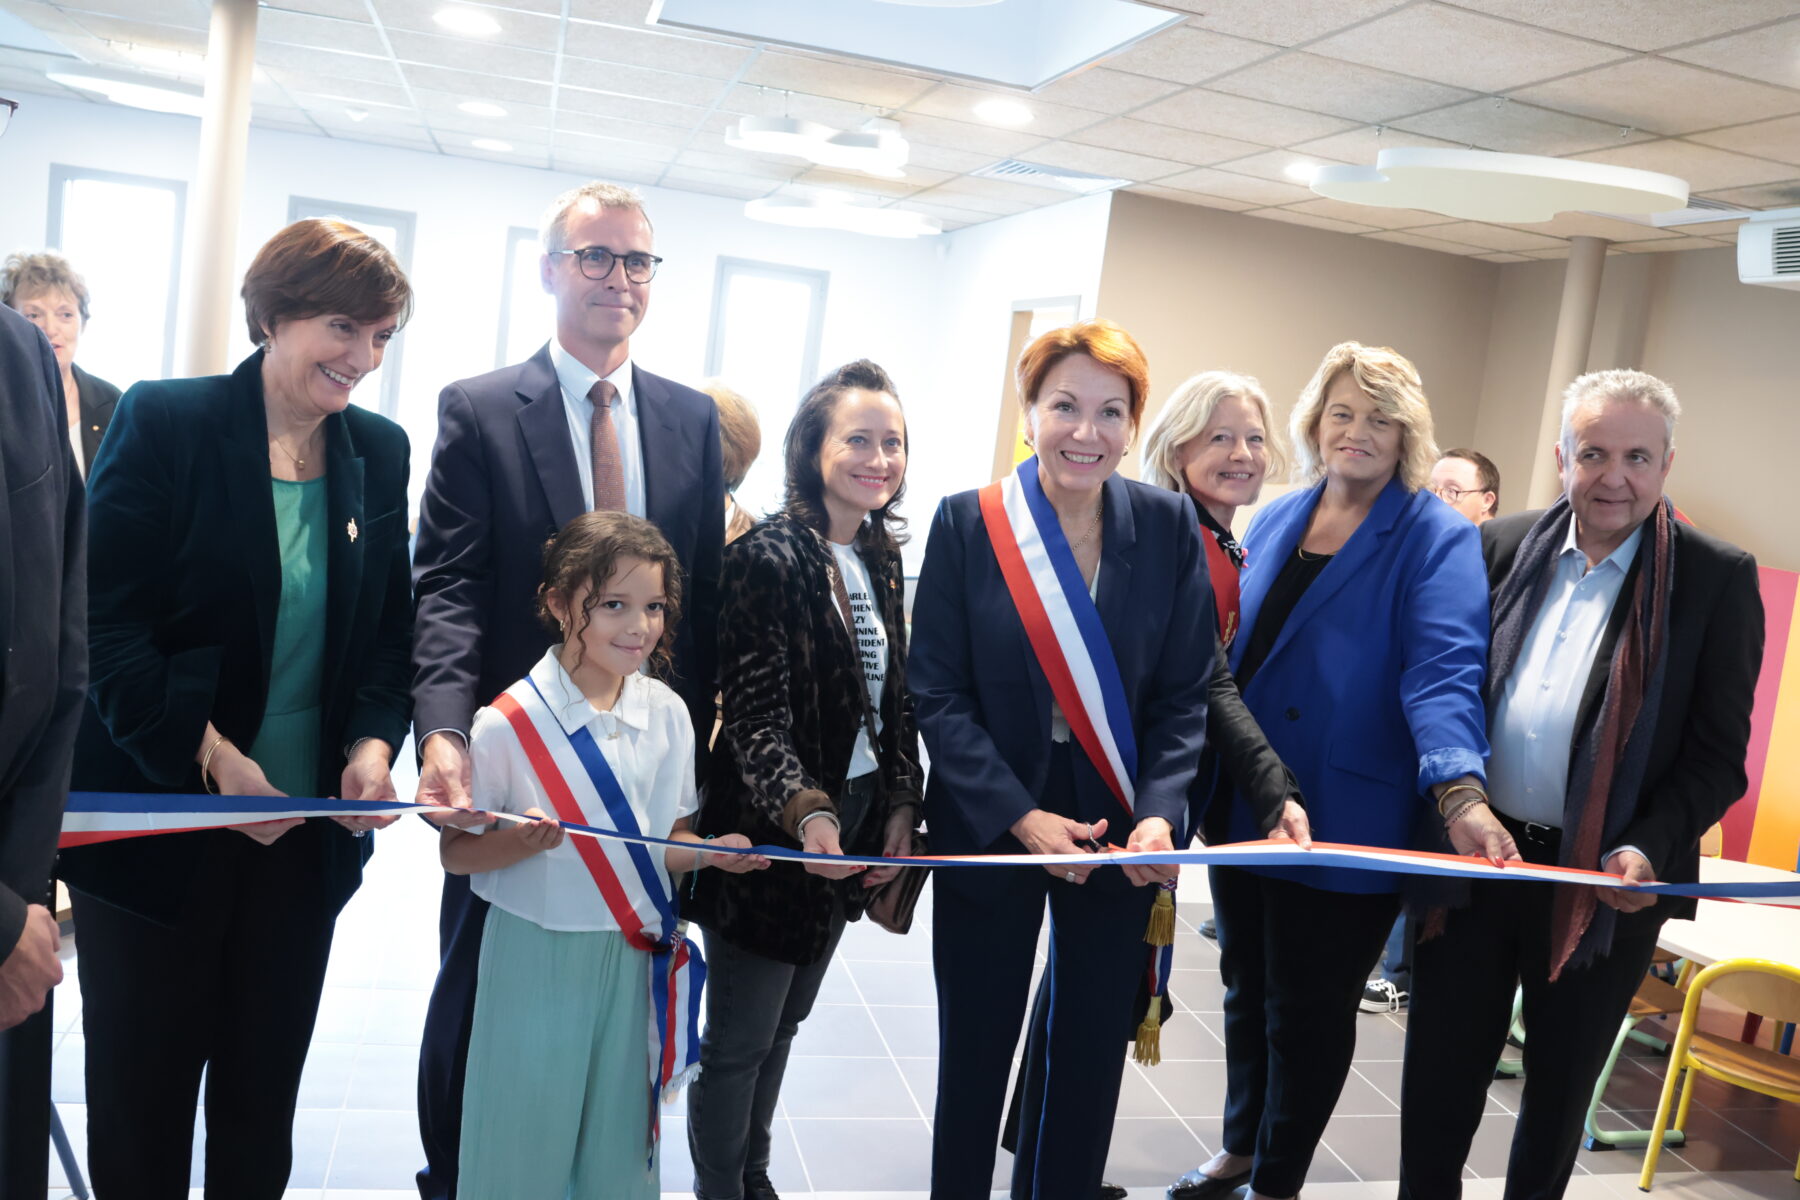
[1206,637,1301,840]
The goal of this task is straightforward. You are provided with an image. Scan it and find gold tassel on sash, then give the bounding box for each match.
[1133,886,1177,1066]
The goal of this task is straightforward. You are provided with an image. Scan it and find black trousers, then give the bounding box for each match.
[0,994,54,1195]
[1399,860,1663,1200]
[415,868,488,1200]
[931,745,1155,1200]
[71,871,338,1199]
[1211,866,1399,1198]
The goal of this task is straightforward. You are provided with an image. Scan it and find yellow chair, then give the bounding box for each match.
[1638,958,1800,1190]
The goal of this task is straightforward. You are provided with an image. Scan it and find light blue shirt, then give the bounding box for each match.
[1488,521,1644,829]
[550,339,644,518]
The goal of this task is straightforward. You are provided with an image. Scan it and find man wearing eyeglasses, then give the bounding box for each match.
[1430,447,1501,525]
[410,180,723,1200]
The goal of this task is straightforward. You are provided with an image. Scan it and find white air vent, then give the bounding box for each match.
[1595,196,1758,229]
[1737,207,1800,291]
[972,159,1131,195]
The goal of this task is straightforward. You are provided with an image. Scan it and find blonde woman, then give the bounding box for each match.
[1191,343,1492,1200]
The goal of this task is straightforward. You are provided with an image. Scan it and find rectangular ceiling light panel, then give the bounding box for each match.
[650,0,1182,91]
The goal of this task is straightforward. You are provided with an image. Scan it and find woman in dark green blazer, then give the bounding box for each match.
[59,219,416,1198]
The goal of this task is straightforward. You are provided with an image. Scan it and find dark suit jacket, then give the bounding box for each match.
[1482,510,1764,921]
[71,363,120,471]
[59,353,414,924]
[0,308,86,955]
[688,513,924,964]
[909,473,1214,856]
[411,344,723,750]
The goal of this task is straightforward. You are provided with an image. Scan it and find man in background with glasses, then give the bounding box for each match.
[0,92,87,1200]
[410,180,724,1200]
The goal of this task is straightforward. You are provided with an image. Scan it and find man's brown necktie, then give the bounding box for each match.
[589,379,625,511]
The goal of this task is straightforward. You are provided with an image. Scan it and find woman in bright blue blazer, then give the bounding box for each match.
[910,321,1213,1200]
[1203,343,1491,1200]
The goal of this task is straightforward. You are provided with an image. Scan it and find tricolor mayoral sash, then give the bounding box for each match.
[492,676,706,1146]
[979,457,1179,1063]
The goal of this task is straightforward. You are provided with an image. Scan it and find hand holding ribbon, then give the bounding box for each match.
[1123,817,1177,887]
[333,739,401,834]
[863,808,917,888]
[1011,811,1109,884]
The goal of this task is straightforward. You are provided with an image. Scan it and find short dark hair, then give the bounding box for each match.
[1440,447,1500,516]
[1016,319,1150,427]
[536,510,683,682]
[240,218,413,346]
[782,359,908,556]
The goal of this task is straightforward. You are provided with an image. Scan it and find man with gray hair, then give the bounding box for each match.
[1397,369,1764,1199]
[410,180,723,1199]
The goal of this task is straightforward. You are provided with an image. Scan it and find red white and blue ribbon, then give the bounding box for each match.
[979,456,1137,813]
[490,678,705,1147]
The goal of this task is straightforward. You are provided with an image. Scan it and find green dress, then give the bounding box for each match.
[247,476,327,797]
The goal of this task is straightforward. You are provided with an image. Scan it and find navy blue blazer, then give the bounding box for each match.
[1226,476,1489,892]
[0,308,85,954]
[411,344,724,749]
[909,471,1213,856]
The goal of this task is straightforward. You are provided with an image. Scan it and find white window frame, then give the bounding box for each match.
[496,224,544,368]
[287,196,417,419]
[704,257,829,388]
[46,164,187,380]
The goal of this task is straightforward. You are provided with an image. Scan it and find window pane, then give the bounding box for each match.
[504,235,553,366]
[58,177,179,388]
[713,270,820,518]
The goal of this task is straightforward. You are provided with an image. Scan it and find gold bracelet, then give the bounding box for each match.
[200,734,229,795]
[1436,783,1488,818]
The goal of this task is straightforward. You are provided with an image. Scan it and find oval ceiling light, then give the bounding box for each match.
[746,194,942,239]
[727,115,909,177]
[472,137,513,152]
[47,70,204,117]
[1312,147,1688,223]
[458,100,507,118]
[433,7,502,36]
[974,97,1033,127]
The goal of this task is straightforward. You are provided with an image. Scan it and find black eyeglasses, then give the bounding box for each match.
[1433,485,1483,503]
[0,98,17,140]
[549,245,662,284]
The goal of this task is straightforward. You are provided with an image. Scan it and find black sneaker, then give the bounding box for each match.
[1360,977,1407,1013]
[743,1170,780,1200]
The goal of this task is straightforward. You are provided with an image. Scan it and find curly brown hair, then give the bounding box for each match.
[535,511,683,680]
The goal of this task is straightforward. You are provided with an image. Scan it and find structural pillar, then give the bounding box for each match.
[178,0,258,376]
[1526,234,1608,508]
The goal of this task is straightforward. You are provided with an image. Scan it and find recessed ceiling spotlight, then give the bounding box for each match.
[433,7,502,37]
[458,99,507,118]
[974,98,1033,127]
[472,137,513,152]
[1284,161,1322,183]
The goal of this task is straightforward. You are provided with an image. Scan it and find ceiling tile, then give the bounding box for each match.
[1030,66,1183,114]
[387,29,556,79]
[1135,88,1358,146]
[1065,117,1265,165]
[1248,208,1377,234]
[672,147,807,182]
[1151,0,1415,47]
[903,83,1098,138]
[1209,148,1343,184]
[1308,4,1627,93]
[289,80,416,111]
[1208,52,1479,125]
[561,117,692,150]
[904,180,1037,216]
[1365,229,1491,255]
[1126,185,1258,212]
[742,51,934,110]
[1616,236,1733,252]
[558,59,727,106]
[1288,126,1465,165]
[563,21,753,79]
[542,139,667,175]
[1391,98,1653,157]
[1514,213,1678,242]
[1475,251,1532,262]
[1152,167,1316,206]
[1661,218,1752,237]
[62,12,207,53]
[790,164,953,199]
[553,156,662,185]
[719,83,885,129]
[1406,221,1565,251]
[400,63,553,106]
[1695,180,1800,208]
[256,42,404,86]
[1448,0,1800,53]
[894,111,1045,158]
[264,0,369,17]
[1020,140,1188,183]
[425,105,554,137]
[412,86,554,123]
[255,9,388,57]
[1279,196,1449,229]
[654,166,776,201]
[326,127,442,153]
[1665,16,1800,90]
[555,126,679,162]
[1689,115,1800,167]
[1100,25,1276,86]
[1524,247,1571,259]
[1571,139,1797,192]
[452,142,553,169]
[889,197,995,226]
[570,0,655,21]
[902,140,999,174]
[371,0,560,49]
[1509,58,1800,137]
[55,0,206,23]
[555,87,711,129]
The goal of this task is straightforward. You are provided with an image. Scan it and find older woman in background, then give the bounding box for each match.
[1195,343,1495,1200]
[704,380,763,543]
[2,250,119,475]
[911,320,1212,1200]
[60,219,417,1197]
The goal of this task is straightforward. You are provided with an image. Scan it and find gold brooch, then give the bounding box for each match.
[347,518,359,543]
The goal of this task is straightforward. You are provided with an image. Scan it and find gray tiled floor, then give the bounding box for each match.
[43,778,1800,1198]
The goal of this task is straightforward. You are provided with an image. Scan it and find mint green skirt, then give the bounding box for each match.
[458,906,658,1200]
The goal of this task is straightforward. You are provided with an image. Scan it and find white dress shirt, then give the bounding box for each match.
[1488,522,1645,829]
[466,649,698,932]
[551,338,646,519]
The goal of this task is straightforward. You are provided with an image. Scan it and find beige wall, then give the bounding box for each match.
[1095,192,1501,505]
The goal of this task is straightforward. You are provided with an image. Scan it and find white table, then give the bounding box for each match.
[1656,857,1800,967]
